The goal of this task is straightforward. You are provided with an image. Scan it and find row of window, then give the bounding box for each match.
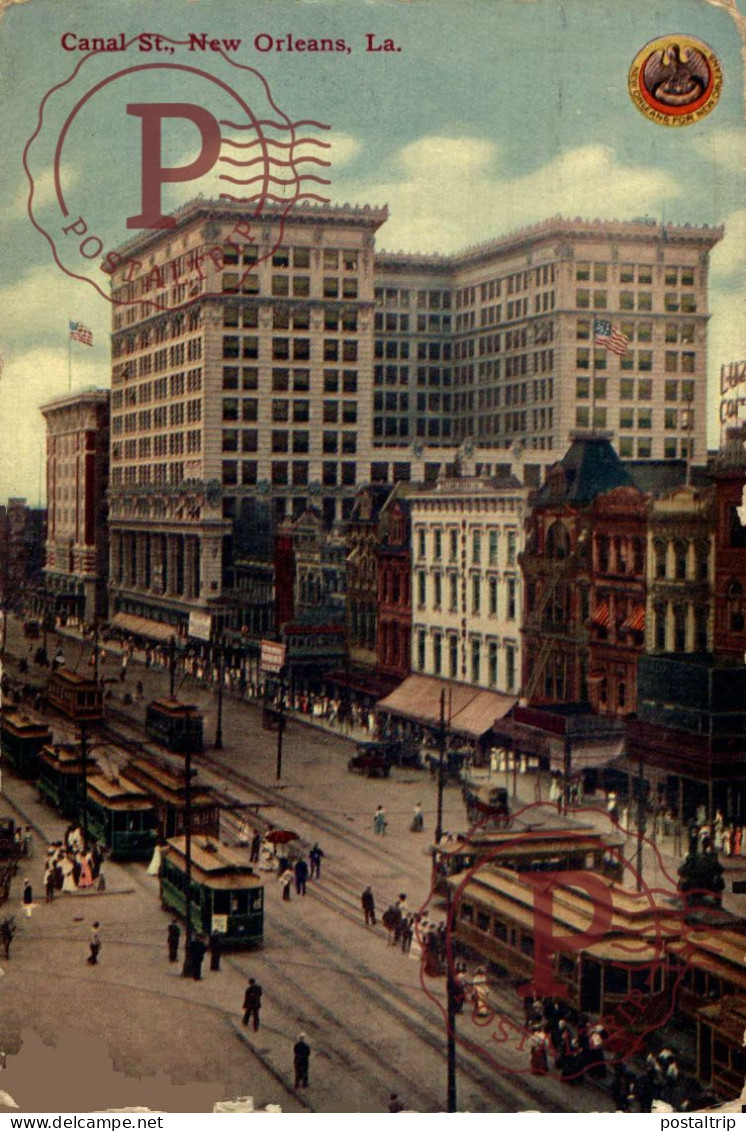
[374,365,452,388]
[223,429,358,455]
[575,406,694,431]
[222,460,358,488]
[576,377,696,402]
[415,527,518,565]
[415,570,518,618]
[415,629,518,690]
[375,287,451,310]
[576,289,697,313]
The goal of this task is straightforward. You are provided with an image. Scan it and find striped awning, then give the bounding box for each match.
[591,602,610,629]
[620,605,646,633]
[111,612,176,642]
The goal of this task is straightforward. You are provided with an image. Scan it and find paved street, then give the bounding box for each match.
[0,616,648,1112]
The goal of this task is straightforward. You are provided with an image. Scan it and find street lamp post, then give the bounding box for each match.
[181,738,194,978]
[79,720,89,843]
[275,668,286,781]
[169,635,176,700]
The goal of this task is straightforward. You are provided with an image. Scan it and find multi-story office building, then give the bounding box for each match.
[408,471,528,695]
[40,389,110,623]
[107,200,387,633]
[375,217,722,462]
[373,256,454,448]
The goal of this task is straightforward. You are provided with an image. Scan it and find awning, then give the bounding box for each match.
[591,602,610,628]
[548,735,625,773]
[620,605,646,633]
[377,674,516,740]
[324,668,401,699]
[111,612,176,642]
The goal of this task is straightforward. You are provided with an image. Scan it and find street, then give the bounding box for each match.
[0,616,624,1112]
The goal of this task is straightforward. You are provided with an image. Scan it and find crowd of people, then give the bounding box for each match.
[43,825,105,900]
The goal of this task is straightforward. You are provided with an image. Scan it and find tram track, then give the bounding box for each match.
[97,709,589,1113]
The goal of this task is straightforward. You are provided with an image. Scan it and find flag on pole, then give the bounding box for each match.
[69,321,93,347]
[594,319,629,357]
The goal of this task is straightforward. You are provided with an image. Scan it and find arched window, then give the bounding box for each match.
[546,520,570,560]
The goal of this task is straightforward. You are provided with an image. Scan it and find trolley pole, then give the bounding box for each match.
[435,690,447,845]
[275,668,285,781]
[181,741,193,978]
[214,647,224,750]
[636,749,645,893]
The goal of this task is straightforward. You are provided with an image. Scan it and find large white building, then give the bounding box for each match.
[407,470,529,695]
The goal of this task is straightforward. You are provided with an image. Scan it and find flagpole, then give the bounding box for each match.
[68,328,72,393]
[590,314,596,432]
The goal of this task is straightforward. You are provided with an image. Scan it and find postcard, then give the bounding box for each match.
[0,0,744,1117]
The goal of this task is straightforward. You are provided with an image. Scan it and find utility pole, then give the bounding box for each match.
[181,740,193,978]
[93,620,99,687]
[275,668,286,781]
[435,690,447,844]
[446,970,458,1113]
[169,635,176,699]
[214,646,224,750]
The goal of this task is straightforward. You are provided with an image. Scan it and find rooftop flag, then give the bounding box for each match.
[69,321,93,347]
[594,319,629,357]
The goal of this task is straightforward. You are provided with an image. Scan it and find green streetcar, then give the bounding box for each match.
[160,836,264,949]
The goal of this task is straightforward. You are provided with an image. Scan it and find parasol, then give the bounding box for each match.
[264,829,299,845]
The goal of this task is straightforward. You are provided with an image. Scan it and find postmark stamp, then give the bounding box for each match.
[420,801,728,1085]
[23,34,331,311]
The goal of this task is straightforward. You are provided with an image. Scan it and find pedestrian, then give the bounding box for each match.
[361,886,376,926]
[294,857,308,896]
[0,918,15,961]
[250,829,262,864]
[209,930,222,972]
[410,802,424,833]
[279,867,292,902]
[45,869,56,903]
[309,843,324,879]
[373,806,387,836]
[293,1032,311,1088]
[189,935,207,980]
[22,879,33,919]
[87,922,101,965]
[242,977,262,1030]
[400,914,414,954]
[388,1094,405,1113]
[167,919,180,963]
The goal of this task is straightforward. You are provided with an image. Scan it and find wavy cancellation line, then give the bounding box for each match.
[218,172,332,187]
[220,137,332,150]
[218,191,332,205]
[219,155,331,169]
[220,118,331,131]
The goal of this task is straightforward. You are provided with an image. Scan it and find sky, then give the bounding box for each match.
[0,0,744,504]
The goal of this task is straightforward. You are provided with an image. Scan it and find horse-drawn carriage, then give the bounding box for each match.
[462,783,511,827]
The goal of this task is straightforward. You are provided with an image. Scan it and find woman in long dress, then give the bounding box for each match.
[61,855,77,893]
[147,843,163,876]
[77,853,93,889]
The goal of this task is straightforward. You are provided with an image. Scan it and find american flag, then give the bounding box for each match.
[69,321,93,347]
[594,319,629,357]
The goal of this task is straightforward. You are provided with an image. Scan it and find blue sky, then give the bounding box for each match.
[0,0,744,501]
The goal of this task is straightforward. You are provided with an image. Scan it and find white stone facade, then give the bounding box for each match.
[408,476,529,694]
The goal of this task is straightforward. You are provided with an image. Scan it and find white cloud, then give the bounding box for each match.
[2,164,80,224]
[692,127,746,176]
[0,344,103,502]
[335,136,682,253]
[710,208,746,281]
[0,262,110,348]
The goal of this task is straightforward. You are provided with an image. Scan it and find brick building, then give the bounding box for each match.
[40,389,110,623]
